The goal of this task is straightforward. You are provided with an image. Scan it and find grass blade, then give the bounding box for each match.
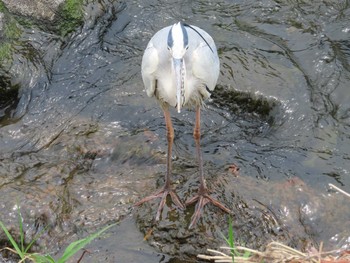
[30,253,56,263]
[219,217,236,263]
[0,220,25,259]
[228,217,234,262]
[24,225,50,253]
[57,223,116,263]
[17,205,25,253]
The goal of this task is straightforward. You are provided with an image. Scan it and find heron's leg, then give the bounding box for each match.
[164,108,174,189]
[186,106,231,229]
[135,108,184,221]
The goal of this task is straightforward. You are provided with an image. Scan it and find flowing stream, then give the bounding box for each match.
[0,0,350,262]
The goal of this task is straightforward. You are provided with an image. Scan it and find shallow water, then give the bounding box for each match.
[0,0,350,261]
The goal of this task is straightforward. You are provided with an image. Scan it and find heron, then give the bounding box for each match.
[135,22,231,228]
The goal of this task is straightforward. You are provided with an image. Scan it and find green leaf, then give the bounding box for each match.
[0,220,25,259]
[30,253,56,263]
[56,223,116,263]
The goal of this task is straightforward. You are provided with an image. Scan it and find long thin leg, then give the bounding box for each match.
[186,106,231,229]
[135,108,184,221]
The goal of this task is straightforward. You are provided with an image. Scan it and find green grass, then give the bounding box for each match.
[0,206,117,262]
[221,217,251,263]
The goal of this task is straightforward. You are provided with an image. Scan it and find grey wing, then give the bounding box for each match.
[191,30,220,91]
[141,41,159,97]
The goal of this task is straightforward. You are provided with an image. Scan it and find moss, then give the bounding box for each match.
[0,0,85,63]
[62,0,84,20]
[0,0,6,12]
[58,0,84,36]
[0,42,12,62]
[0,2,22,63]
[4,19,21,39]
[1,0,85,37]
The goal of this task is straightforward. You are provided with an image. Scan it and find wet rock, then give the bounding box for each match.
[134,163,274,260]
[134,163,350,260]
[0,118,166,259]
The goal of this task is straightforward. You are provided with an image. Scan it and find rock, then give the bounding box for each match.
[2,0,65,21]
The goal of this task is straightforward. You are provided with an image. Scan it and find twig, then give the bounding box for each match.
[329,183,350,198]
[318,241,323,263]
[221,246,264,256]
[207,248,229,257]
[77,249,90,263]
[268,241,306,257]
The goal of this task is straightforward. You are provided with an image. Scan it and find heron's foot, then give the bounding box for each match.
[134,186,185,221]
[186,190,231,229]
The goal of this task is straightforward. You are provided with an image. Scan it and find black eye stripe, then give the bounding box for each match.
[167,22,189,49]
[167,27,174,48]
[179,22,188,47]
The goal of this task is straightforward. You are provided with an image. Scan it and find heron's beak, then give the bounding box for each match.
[173,58,184,113]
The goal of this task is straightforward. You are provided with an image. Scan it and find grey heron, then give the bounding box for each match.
[135,22,231,228]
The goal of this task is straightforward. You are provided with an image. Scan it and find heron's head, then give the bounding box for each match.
[167,22,189,113]
[167,22,189,59]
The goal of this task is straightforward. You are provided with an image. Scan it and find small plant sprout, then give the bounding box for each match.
[220,217,250,262]
[0,205,117,262]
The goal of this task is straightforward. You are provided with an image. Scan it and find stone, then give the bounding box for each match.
[2,0,65,21]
